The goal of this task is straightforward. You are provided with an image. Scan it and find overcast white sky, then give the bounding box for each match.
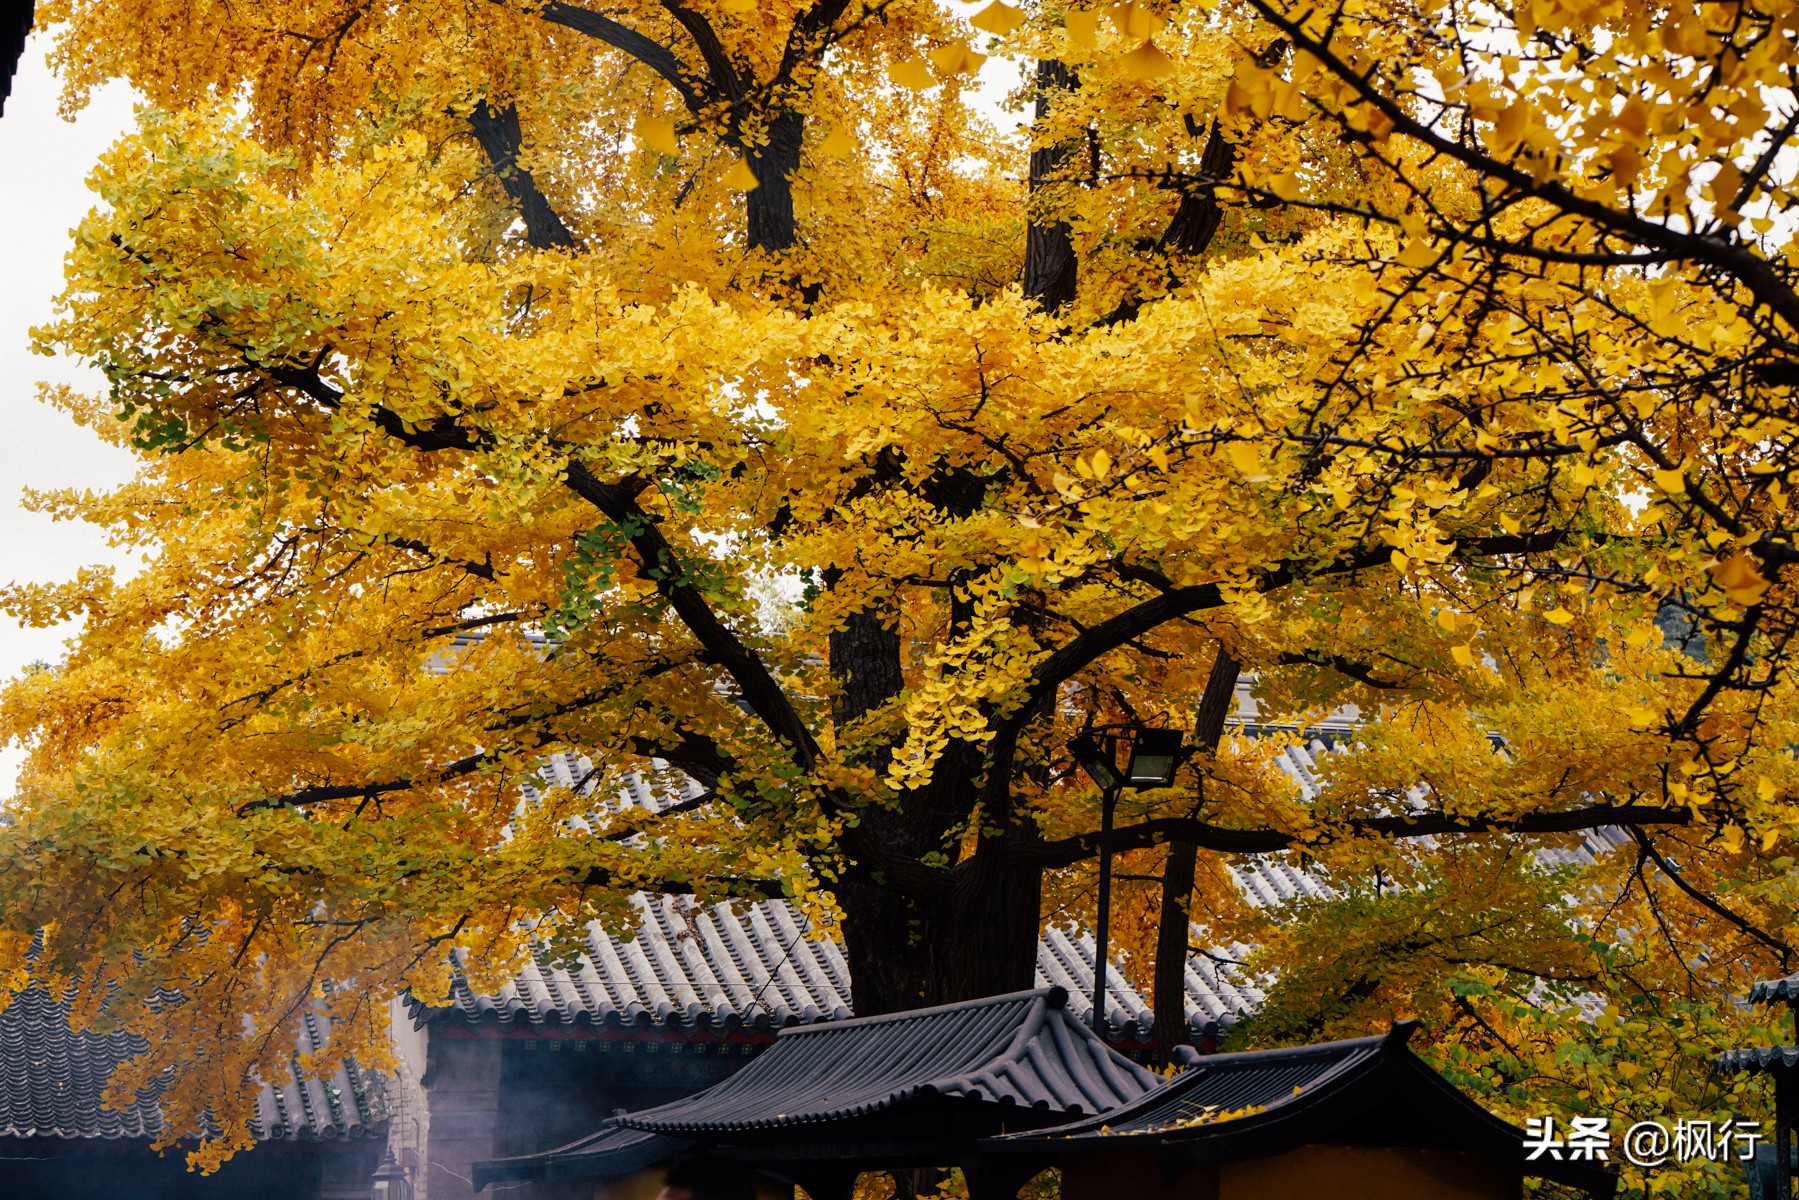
[0,46,139,791]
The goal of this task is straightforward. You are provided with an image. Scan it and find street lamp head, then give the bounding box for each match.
[1125,727,1185,789]
[370,1148,410,1200]
[1070,732,1122,790]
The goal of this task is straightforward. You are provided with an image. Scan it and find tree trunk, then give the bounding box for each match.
[923,853,1043,1007]
[1152,647,1240,1060]
[1022,59,1078,312]
[747,110,804,254]
[838,875,933,1014]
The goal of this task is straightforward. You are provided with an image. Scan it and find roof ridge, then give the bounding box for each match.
[777,987,1062,1037]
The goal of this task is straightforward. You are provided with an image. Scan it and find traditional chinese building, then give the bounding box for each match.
[474,991,1615,1200]
[985,1022,1615,1200]
[472,986,1161,1199]
[1719,970,1799,1198]
[383,887,1260,1200]
[0,983,385,1200]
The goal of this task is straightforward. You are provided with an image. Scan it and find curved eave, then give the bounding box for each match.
[1749,976,1799,1005]
[1719,1045,1799,1074]
[473,1125,690,1190]
[983,1036,1614,1199]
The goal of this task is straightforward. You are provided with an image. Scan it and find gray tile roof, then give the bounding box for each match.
[983,1021,1615,1197]
[438,744,1625,1047]
[1719,1045,1799,1074]
[0,985,384,1142]
[427,894,854,1034]
[475,987,1160,1188]
[621,986,1158,1129]
[991,1023,1417,1143]
[422,895,1260,1044]
[1748,972,1799,1006]
[432,754,1266,1043]
[1035,925,1261,1042]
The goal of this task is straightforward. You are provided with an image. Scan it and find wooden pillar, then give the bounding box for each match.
[1778,1063,1794,1200]
[1775,1077,1792,1200]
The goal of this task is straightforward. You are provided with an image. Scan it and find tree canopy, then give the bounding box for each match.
[8,0,1799,1186]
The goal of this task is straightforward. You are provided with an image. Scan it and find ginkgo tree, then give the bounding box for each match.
[6,0,1799,1181]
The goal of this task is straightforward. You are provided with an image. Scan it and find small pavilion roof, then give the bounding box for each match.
[983,1022,1614,1197]
[473,987,1158,1190]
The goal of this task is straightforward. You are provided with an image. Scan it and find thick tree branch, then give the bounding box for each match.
[572,864,788,898]
[658,0,743,101]
[1023,58,1079,312]
[1025,805,1693,868]
[1153,646,1241,1057]
[1016,531,1566,725]
[1158,120,1236,259]
[468,101,580,251]
[537,2,701,109]
[776,0,856,82]
[1274,649,1410,689]
[235,751,492,816]
[562,459,824,771]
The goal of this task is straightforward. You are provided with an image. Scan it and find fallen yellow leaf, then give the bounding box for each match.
[1712,552,1770,606]
[1227,440,1266,481]
[1065,10,1100,48]
[928,41,987,77]
[818,125,857,158]
[638,116,678,156]
[970,1,1025,36]
[1118,39,1174,80]
[724,158,760,191]
[890,56,937,90]
[1109,1,1164,39]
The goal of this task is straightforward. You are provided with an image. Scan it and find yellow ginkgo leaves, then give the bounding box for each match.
[889,56,936,90]
[1118,39,1175,80]
[637,116,678,157]
[816,125,857,158]
[928,41,987,78]
[969,1,1025,37]
[724,158,760,191]
[1712,553,1771,607]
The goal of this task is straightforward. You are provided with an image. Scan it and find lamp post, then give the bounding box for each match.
[1069,726,1186,1037]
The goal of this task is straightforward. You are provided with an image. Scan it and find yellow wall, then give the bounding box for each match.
[1060,1145,1518,1200]
[593,1168,665,1200]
